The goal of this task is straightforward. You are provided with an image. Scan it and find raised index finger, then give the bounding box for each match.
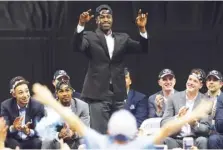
[86,9,92,13]
[138,9,142,15]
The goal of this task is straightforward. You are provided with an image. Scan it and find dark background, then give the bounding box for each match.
[0,1,222,101]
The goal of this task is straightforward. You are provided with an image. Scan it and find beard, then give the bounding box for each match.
[60,100,71,107]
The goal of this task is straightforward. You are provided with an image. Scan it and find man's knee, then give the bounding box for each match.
[41,140,55,149]
[209,134,220,143]
[195,136,208,149]
[32,138,42,149]
[208,134,223,149]
[5,138,21,149]
[164,137,179,149]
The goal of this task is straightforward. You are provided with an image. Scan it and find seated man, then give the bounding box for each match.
[161,68,212,149]
[42,80,90,149]
[205,70,222,134]
[52,70,81,99]
[1,76,44,149]
[148,68,177,118]
[124,68,148,128]
[32,82,213,150]
[208,92,223,149]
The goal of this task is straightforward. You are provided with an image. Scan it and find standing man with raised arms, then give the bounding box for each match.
[72,4,149,133]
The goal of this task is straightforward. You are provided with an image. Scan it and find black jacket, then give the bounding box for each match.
[72,28,149,101]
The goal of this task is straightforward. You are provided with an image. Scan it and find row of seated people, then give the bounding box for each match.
[0,73,90,149]
[0,68,145,149]
[0,67,222,149]
[141,68,223,149]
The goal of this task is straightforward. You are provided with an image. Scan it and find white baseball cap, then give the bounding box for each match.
[108,109,137,141]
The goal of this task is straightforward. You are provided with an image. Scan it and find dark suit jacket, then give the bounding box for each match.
[1,98,45,139]
[124,89,148,128]
[72,28,149,101]
[148,90,178,118]
[161,91,212,138]
[215,93,223,134]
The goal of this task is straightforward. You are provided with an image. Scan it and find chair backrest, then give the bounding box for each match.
[139,117,162,135]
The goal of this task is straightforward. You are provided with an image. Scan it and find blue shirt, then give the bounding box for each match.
[83,128,155,149]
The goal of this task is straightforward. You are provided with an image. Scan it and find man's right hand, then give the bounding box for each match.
[177,106,188,117]
[12,117,23,131]
[79,9,94,26]
[155,94,164,112]
[59,128,72,140]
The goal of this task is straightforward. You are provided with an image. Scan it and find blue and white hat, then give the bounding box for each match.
[108,109,137,141]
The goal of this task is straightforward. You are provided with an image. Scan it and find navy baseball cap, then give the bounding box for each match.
[206,70,223,81]
[53,70,70,80]
[158,69,175,79]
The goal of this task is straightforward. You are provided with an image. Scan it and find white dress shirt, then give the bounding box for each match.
[77,25,148,84]
[77,25,148,59]
[179,94,197,137]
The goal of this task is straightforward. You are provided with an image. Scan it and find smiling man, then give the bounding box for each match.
[160,68,212,149]
[1,76,44,149]
[72,4,149,134]
[52,70,81,99]
[41,80,90,149]
[148,69,177,118]
[205,70,223,135]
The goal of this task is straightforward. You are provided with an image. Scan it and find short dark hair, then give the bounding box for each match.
[9,76,29,93]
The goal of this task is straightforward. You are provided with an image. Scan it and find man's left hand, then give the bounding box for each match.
[21,122,32,135]
[189,119,198,127]
[136,9,148,32]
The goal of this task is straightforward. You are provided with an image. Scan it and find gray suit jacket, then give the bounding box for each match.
[148,90,178,118]
[41,98,90,149]
[161,91,211,137]
[70,98,90,127]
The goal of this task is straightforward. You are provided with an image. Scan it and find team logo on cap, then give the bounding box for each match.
[210,70,218,75]
[100,9,110,15]
[163,69,171,74]
[59,70,66,75]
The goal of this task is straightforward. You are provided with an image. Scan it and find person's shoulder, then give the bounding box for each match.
[1,98,13,106]
[174,89,179,93]
[75,98,88,106]
[30,98,44,108]
[131,89,145,97]
[218,92,223,101]
[198,92,207,99]
[148,91,162,100]
[82,30,96,36]
[169,91,185,101]
[219,92,223,98]
[114,32,129,37]
[173,90,184,97]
